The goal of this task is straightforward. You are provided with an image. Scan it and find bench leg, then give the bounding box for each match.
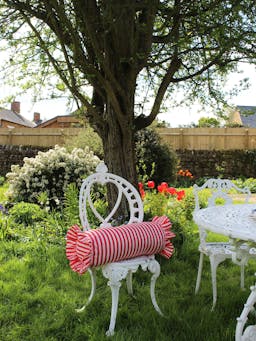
[209,254,227,310]
[126,270,133,295]
[195,252,204,294]
[106,281,121,337]
[148,259,163,316]
[76,268,96,313]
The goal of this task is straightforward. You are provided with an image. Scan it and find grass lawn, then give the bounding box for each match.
[1,235,255,341]
[1,183,256,340]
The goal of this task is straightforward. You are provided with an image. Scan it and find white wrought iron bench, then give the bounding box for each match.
[66,162,175,336]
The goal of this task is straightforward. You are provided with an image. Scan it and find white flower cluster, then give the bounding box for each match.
[6,145,100,208]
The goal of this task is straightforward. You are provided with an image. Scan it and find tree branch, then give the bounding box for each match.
[134,56,182,129]
[22,13,102,123]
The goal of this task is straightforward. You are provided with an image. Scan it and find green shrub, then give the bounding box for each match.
[6,145,100,209]
[0,183,8,203]
[135,128,178,184]
[143,191,169,218]
[8,202,46,226]
[64,126,103,158]
[194,176,211,187]
[142,186,194,254]
[168,188,195,222]
[0,207,11,240]
[63,183,80,226]
[165,189,198,254]
[234,178,256,193]
[65,126,178,185]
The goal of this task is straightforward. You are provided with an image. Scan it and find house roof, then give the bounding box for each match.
[237,106,256,128]
[36,115,81,127]
[0,108,35,127]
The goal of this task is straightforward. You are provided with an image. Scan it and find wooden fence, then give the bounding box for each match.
[157,127,256,150]
[0,128,84,147]
[1,127,256,150]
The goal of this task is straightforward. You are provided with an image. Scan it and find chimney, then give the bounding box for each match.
[33,112,41,123]
[11,101,20,114]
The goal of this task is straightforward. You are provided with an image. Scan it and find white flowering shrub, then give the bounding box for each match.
[6,145,100,209]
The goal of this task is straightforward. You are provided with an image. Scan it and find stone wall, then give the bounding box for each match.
[176,149,256,179]
[1,145,256,180]
[0,145,49,176]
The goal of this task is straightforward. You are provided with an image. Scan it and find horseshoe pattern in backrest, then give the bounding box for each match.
[79,162,144,231]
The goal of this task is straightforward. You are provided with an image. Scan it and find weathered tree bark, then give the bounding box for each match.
[96,100,137,215]
[88,1,140,187]
[102,109,137,184]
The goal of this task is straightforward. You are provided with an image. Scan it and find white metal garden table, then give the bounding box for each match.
[193,203,256,244]
[193,203,256,340]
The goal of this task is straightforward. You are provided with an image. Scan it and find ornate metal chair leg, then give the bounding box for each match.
[126,270,133,296]
[232,251,250,290]
[75,268,97,312]
[209,256,219,310]
[236,284,256,341]
[87,268,97,304]
[106,281,122,337]
[195,252,204,294]
[210,255,226,310]
[148,259,163,316]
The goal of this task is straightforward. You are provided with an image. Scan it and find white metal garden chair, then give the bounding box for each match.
[193,178,252,309]
[74,162,164,336]
[236,273,256,341]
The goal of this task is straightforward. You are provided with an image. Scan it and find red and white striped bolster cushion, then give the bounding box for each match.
[66,216,175,274]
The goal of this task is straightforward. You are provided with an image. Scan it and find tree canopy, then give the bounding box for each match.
[197,117,221,128]
[0,0,256,185]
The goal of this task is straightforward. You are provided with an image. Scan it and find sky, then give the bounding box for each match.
[1,63,256,127]
[158,63,256,127]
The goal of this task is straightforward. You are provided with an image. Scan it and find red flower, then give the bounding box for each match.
[140,189,146,200]
[147,180,155,189]
[167,187,177,195]
[157,182,168,193]
[138,182,144,190]
[138,182,146,199]
[176,190,185,200]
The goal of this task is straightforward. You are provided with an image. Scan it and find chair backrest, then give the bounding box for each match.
[79,162,144,230]
[193,178,251,212]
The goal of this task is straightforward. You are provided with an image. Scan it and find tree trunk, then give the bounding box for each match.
[100,106,137,217]
[102,110,137,186]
